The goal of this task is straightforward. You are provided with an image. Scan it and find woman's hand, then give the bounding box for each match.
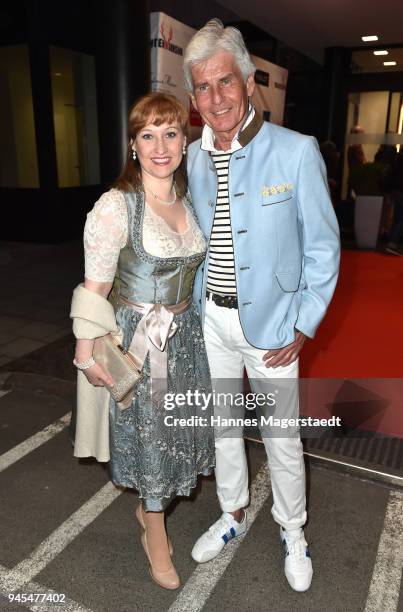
[74,278,116,388]
[81,362,115,388]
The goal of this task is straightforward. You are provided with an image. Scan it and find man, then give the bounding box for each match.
[184,19,340,592]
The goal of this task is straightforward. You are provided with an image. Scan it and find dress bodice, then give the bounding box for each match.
[111,190,206,306]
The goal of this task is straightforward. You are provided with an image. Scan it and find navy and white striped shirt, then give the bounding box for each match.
[206,152,237,296]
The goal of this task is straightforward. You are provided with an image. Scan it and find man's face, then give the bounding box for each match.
[190,50,255,140]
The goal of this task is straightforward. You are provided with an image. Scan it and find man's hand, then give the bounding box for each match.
[262,330,307,368]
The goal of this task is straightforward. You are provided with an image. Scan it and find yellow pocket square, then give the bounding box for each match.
[262,183,293,197]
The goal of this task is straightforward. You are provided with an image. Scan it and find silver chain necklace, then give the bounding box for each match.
[148,184,177,206]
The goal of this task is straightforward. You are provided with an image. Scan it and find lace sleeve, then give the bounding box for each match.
[84,189,128,282]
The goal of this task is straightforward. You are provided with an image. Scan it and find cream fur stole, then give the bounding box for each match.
[70,284,119,462]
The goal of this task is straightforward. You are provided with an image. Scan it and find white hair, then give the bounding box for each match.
[183,18,256,93]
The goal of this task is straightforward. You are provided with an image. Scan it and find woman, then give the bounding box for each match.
[70,92,215,590]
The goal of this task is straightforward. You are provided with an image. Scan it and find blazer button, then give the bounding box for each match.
[199,299,201,304]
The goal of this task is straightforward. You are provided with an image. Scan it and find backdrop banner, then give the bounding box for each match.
[250,54,288,126]
[150,12,195,107]
[150,12,203,139]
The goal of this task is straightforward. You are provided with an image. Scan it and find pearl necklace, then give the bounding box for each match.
[148,184,177,206]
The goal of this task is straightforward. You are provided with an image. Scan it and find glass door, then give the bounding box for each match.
[342,90,403,199]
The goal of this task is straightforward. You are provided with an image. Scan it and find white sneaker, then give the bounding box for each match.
[191,511,247,563]
[280,526,313,592]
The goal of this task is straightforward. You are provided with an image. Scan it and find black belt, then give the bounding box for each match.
[206,291,238,309]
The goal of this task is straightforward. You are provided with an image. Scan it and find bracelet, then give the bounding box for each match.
[73,356,96,370]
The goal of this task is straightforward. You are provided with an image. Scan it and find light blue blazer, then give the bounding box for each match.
[187,117,340,349]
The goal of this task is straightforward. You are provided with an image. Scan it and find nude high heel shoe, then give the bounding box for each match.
[135,504,173,556]
[140,530,181,590]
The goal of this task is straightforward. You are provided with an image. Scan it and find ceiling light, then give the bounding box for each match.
[362,35,379,42]
[383,61,397,66]
[373,50,388,56]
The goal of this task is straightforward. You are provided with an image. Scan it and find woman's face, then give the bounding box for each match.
[133,121,185,181]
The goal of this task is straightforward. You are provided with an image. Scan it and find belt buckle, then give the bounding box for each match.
[207,291,237,309]
[219,294,237,309]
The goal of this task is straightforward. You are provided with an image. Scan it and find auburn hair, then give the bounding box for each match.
[113,92,189,197]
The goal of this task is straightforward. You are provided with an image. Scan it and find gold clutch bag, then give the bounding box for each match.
[93,332,143,408]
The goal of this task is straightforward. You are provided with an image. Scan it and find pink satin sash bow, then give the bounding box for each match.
[119,296,191,405]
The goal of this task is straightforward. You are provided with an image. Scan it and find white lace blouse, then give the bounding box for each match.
[84,189,206,282]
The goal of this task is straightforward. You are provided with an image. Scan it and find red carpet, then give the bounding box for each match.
[300,250,403,378]
[298,250,403,437]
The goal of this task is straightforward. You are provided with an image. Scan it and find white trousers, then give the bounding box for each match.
[204,298,307,530]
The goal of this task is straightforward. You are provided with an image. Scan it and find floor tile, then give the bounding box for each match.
[18,321,63,341]
[0,331,15,344]
[43,328,72,343]
[0,316,33,333]
[29,308,70,323]
[0,338,46,358]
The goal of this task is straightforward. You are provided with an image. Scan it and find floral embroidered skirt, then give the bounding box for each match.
[108,301,215,511]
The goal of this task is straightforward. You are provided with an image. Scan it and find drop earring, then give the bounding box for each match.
[132,149,137,161]
[182,144,186,155]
